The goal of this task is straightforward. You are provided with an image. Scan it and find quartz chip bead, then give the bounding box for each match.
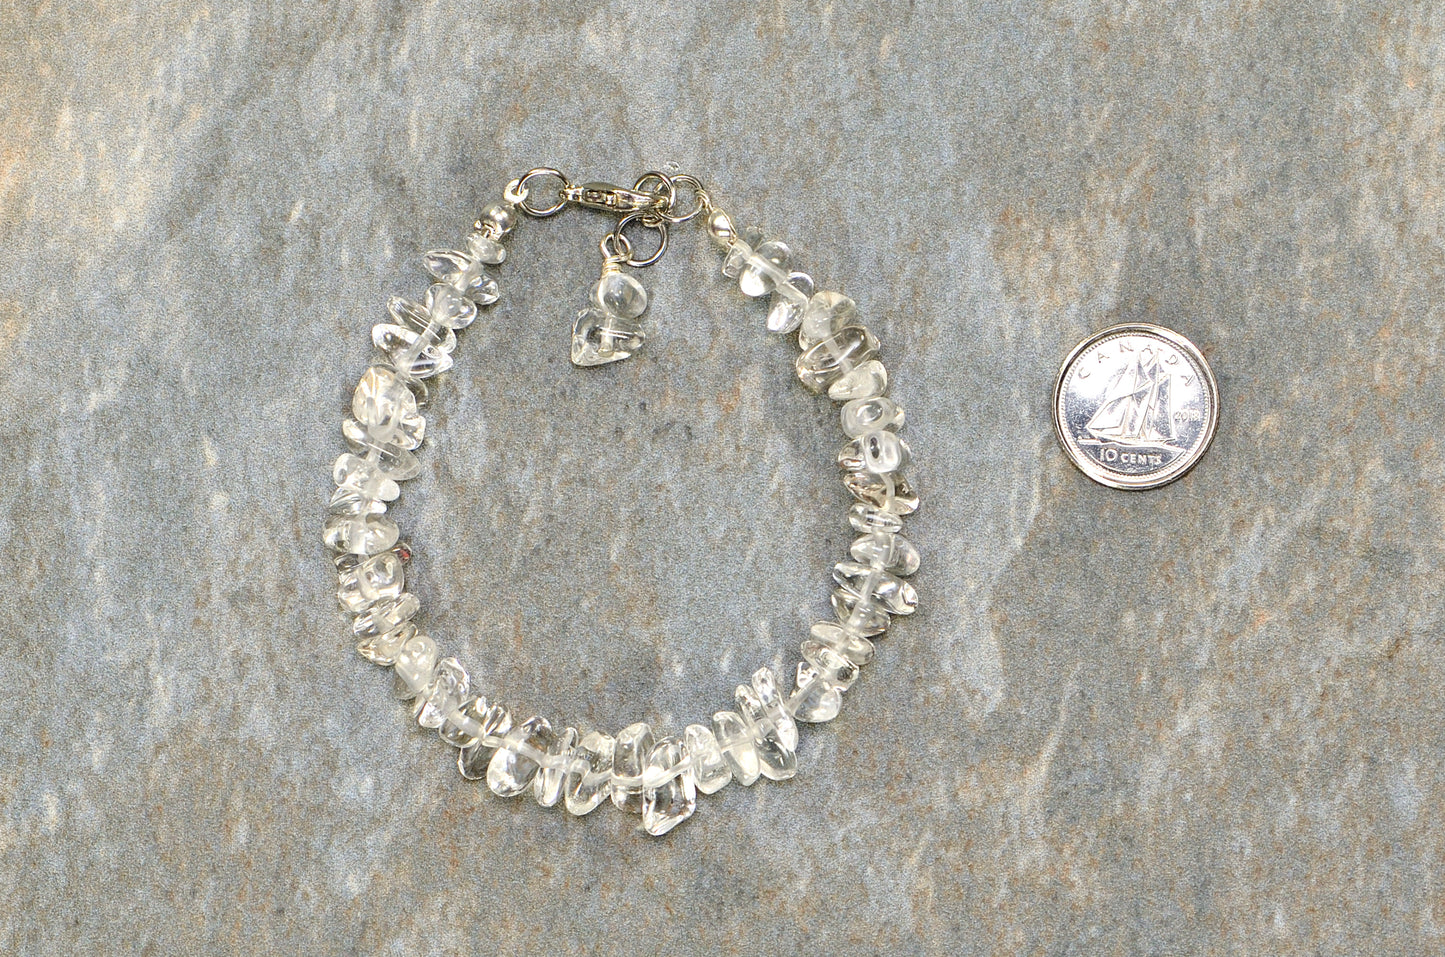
[641,736,697,836]
[844,470,919,516]
[380,296,457,357]
[571,306,644,367]
[722,227,792,298]
[353,366,426,451]
[390,282,479,334]
[356,622,415,667]
[848,503,904,534]
[563,731,616,816]
[809,621,877,666]
[456,701,515,778]
[735,667,799,782]
[413,656,468,729]
[827,358,888,402]
[766,271,814,335]
[683,723,732,795]
[487,715,554,798]
[339,418,423,479]
[837,431,912,475]
[830,591,891,638]
[796,325,880,393]
[354,592,420,641]
[425,232,503,305]
[841,396,905,437]
[591,270,648,320]
[712,710,761,786]
[534,726,578,808]
[572,269,648,367]
[788,639,861,723]
[439,692,499,748]
[611,722,655,813]
[372,322,454,380]
[798,291,859,351]
[850,530,921,576]
[833,561,919,616]
[325,494,398,555]
[329,452,400,525]
[390,631,438,700]
[336,549,406,613]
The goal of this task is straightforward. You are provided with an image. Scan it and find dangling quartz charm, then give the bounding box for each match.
[572,267,648,366]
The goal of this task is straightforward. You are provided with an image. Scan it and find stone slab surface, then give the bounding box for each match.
[2,4,1443,954]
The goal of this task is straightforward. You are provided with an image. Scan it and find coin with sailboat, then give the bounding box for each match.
[1052,323,1218,490]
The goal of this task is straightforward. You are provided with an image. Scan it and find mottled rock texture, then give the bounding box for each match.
[3,4,1443,955]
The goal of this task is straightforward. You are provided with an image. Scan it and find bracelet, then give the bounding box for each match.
[324,168,920,836]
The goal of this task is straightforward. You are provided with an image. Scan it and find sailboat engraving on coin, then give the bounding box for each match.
[1053,323,1218,490]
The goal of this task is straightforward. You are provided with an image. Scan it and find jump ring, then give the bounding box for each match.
[505,167,571,218]
[613,213,668,268]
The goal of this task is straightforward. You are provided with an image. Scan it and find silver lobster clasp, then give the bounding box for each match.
[560,182,664,216]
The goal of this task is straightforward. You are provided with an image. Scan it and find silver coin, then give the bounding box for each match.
[1053,323,1219,490]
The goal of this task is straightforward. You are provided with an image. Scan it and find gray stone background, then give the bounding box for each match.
[2,2,1442,954]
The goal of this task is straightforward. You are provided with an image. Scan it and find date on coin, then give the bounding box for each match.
[1053,323,1218,490]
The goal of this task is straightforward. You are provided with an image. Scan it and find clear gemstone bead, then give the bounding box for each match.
[796,326,880,393]
[827,359,888,402]
[833,561,918,615]
[721,227,762,276]
[611,722,655,813]
[337,549,405,613]
[353,367,426,450]
[563,730,616,816]
[339,429,421,480]
[739,240,791,297]
[464,231,507,265]
[571,306,643,367]
[487,716,553,798]
[372,323,455,379]
[809,620,877,665]
[414,282,478,330]
[802,641,860,688]
[425,248,500,303]
[850,531,920,575]
[848,503,904,534]
[324,511,400,556]
[534,726,578,807]
[384,295,457,353]
[439,692,492,748]
[333,452,400,505]
[841,396,905,437]
[353,591,419,640]
[683,724,732,795]
[843,470,919,515]
[356,622,414,666]
[642,737,696,836]
[723,230,792,297]
[390,631,438,699]
[830,591,891,637]
[712,710,760,786]
[736,668,798,782]
[457,702,514,778]
[766,272,813,334]
[591,271,648,319]
[787,663,842,723]
[798,291,858,351]
[413,656,468,729]
[837,430,910,475]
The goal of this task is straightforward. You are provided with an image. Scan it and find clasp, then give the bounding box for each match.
[561,182,664,216]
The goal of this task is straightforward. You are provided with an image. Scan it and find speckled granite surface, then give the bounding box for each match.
[3,4,1444,954]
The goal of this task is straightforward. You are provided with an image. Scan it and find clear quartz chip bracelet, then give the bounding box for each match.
[325,168,920,836]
